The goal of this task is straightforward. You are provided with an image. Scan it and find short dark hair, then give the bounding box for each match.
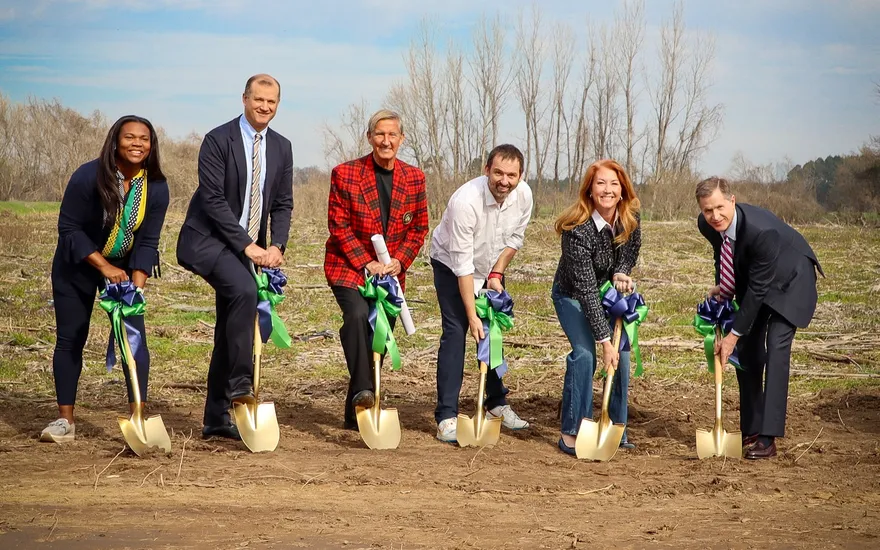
[485,144,525,177]
[695,176,732,201]
[244,74,281,100]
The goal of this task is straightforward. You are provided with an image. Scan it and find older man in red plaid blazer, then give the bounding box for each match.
[324,109,429,429]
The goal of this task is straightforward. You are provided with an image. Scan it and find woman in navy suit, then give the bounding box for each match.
[40,115,169,443]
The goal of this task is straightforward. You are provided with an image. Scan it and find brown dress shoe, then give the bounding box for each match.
[745,440,777,459]
[742,433,759,448]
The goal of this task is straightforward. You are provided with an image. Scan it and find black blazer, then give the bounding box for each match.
[52,159,170,293]
[698,203,823,334]
[177,117,294,276]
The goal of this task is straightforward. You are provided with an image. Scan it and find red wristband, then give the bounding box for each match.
[488,271,503,280]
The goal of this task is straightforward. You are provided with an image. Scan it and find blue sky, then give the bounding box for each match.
[1,0,878,176]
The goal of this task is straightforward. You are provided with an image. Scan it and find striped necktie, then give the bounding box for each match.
[247,133,263,241]
[719,235,735,299]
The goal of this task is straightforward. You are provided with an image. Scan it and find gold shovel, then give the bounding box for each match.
[232,315,280,453]
[356,351,401,449]
[456,361,502,448]
[695,329,742,459]
[117,334,171,456]
[575,318,626,461]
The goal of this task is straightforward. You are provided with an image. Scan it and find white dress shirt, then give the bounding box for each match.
[430,175,533,294]
[237,114,269,232]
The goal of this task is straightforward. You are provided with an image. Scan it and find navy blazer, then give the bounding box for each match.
[52,159,170,291]
[176,117,293,276]
[698,203,824,334]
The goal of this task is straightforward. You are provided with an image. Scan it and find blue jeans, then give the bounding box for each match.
[552,284,630,436]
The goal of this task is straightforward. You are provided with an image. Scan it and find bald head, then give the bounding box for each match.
[244,73,281,100]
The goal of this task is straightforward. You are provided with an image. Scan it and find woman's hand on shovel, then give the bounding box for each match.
[601,340,619,373]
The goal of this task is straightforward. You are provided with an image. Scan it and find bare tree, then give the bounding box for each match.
[649,2,685,182]
[468,14,512,165]
[515,6,548,191]
[591,23,619,161]
[322,99,371,168]
[550,23,576,185]
[404,20,446,175]
[614,0,646,178]
[444,43,479,179]
[567,23,598,191]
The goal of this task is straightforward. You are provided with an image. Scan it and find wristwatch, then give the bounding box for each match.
[270,242,286,254]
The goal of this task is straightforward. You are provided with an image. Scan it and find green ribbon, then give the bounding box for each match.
[99,296,144,366]
[255,271,292,349]
[692,299,741,373]
[358,277,402,371]
[474,295,514,369]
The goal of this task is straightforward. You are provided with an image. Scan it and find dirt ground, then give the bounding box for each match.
[2,373,879,549]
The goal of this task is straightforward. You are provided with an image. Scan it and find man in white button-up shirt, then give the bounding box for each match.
[429,144,534,443]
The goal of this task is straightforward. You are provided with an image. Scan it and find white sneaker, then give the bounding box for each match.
[487,405,529,430]
[436,417,457,443]
[40,419,75,443]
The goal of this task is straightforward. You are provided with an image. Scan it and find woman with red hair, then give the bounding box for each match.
[551,159,642,456]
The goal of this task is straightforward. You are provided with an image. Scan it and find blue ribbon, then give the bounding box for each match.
[695,297,741,368]
[477,290,514,377]
[360,274,404,370]
[256,267,291,346]
[600,283,649,376]
[99,281,145,372]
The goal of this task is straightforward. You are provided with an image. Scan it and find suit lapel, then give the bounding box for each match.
[230,120,248,211]
[360,155,383,235]
[387,158,407,237]
[262,130,278,213]
[733,204,745,277]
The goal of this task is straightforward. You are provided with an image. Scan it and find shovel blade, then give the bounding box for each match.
[695,427,742,459]
[355,406,401,450]
[233,402,280,453]
[455,413,501,448]
[575,417,625,461]
[118,414,171,456]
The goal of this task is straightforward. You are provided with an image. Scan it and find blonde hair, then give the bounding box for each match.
[366,109,404,135]
[554,159,641,245]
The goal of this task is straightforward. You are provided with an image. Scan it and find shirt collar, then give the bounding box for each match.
[239,114,268,141]
[591,208,618,235]
[723,209,738,241]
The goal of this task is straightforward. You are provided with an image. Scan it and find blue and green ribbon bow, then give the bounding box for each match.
[99,281,145,372]
[358,274,403,370]
[255,268,292,349]
[599,280,649,377]
[693,298,741,372]
[475,290,514,376]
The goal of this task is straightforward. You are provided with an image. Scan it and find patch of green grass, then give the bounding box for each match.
[0,201,61,214]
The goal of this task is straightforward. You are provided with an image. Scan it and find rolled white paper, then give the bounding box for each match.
[371,234,416,335]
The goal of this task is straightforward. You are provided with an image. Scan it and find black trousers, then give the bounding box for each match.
[331,286,396,425]
[202,249,258,426]
[51,268,149,406]
[432,259,508,424]
[735,305,797,438]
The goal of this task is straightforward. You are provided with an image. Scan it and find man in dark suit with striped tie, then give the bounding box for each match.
[696,177,823,459]
[177,74,294,440]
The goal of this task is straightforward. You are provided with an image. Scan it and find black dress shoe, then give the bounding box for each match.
[745,440,777,459]
[343,419,359,431]
[352,390,375,409]
[742,433,759,448]
[202,424,241,440]
[230,387,255,405]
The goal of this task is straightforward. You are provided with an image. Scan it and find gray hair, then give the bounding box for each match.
[695,177,733,201]
[366,109,404,135]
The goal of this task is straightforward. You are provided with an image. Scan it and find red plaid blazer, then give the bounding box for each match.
[324,154,428,291]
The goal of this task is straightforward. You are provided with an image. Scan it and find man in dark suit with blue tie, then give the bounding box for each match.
[177,74,294,440]
[696,177,823,459]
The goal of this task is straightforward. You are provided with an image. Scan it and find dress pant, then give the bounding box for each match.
[432,258,508,424]
[201,249,258,426]
[735,304,797,438]
[331,286,396,425]
[51,265,150,406]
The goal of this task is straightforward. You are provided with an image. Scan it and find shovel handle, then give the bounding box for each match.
[253,314,263,398]
[599,319,623,413]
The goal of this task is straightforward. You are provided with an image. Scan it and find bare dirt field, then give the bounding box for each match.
[1,207,878,549]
